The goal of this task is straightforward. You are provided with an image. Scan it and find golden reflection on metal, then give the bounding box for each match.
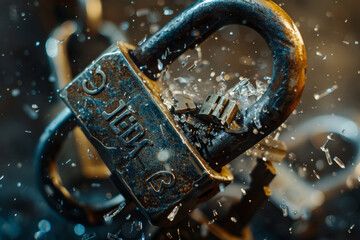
[47,20,109,178]
[83,0,103,32]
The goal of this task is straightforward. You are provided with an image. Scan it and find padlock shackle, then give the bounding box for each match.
[34,108,127,225]
[131,0,307,170]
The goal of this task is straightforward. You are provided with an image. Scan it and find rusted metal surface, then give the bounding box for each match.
[59,42,233,226]
[131,0,307,171]
[36,0,306,227]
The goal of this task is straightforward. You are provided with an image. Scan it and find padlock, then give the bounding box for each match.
[35,0,307,226]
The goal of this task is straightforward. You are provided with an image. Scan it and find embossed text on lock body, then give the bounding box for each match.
[60,46,205,211]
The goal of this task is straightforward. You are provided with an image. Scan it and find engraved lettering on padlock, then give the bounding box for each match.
[102,99,126,121]
[119,123,152,158]
[109,111,132,135]
[102,99,152,157]
[146,171,176,193]
[82,66,106,94]
[103,100,131,135]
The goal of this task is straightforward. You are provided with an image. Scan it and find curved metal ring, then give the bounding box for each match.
[271,115,360,219]
[131,0,307,170]
[34,108,125,225]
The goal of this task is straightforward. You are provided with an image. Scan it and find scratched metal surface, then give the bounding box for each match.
[60,42,232,226]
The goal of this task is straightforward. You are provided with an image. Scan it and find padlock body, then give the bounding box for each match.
[60,42,232,226]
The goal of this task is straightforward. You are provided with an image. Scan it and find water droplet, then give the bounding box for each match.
[81,233,96,240]
[136,8,150,17]
[314,24,319,31]
[103,202,126,222]
[187,62,197,71]
[167,205,180,222]
[120,21,130,31]
[137,221,143,231]
[38,219,51,233]
[87,148,92,159]
[314,85,338,100]
[191,29,200,37]
[157,59,163,71]
[240,188,247,196]
[138,36,147,46]
[325,215,335,227]
[163,7,174,15]
[324,148,333,165]
[333,156,345,169]
[218,71,226,82]
[280,202,289,217]
[166,232,173,239]
[23,104,39,119]
[313,170,320,179]
[348,224,355,233]
[320,139,329,152]
[157,149,170,162]
[327,133,335,141]
[219,183,225,192]
[213,210,218,217]
[181,55,191,67]
[74,224,85,236]
[254,116,262,129]
[11,88,20,97]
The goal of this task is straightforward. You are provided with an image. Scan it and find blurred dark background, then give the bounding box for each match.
[0,0,359,239]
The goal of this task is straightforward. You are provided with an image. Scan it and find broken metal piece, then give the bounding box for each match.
[226,121,248,134]
[199,94,238,125]
[172,94,197,113]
